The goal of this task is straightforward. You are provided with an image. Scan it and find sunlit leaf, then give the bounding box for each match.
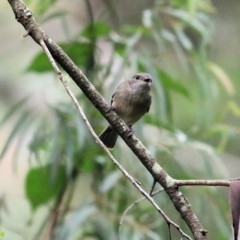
[174,26,193,51]
[25,0,58,16]
[207,62,235,95]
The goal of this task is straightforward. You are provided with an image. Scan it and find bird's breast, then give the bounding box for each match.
[113,87,151,126]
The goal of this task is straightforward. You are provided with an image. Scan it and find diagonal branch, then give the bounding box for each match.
[7,0,207,239]
[40,38,191,240]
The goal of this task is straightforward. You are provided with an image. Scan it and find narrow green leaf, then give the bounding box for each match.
[25,164,67,211]
[25,0,58,16]
[0,110,33,160]
[81,21,110,39]
[158,70,190,99]
[100,171,121,193]
[57,200,97,240]
[174,26,193,51]
[0,96,29,126]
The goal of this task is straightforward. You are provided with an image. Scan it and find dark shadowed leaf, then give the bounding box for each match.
[230,181,240,240]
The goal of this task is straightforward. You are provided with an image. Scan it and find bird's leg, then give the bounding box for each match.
[127,126,135,138]
[107,105,116,112]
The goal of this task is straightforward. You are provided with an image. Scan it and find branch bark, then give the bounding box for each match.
[7,0,208,239]
[176,179,230,187]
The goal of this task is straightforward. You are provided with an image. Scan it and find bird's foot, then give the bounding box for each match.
[127,127,135,138]
[107,105,116,113]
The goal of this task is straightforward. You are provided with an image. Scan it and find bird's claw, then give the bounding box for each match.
[107,105,116,113]
[127,127,135,138]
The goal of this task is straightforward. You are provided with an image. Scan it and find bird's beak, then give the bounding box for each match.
[144,78,152,83]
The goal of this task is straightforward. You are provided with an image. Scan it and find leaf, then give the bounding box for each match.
[207,62,235,96]
[230,181,240,240]
[0,232,4,239]
[81,21,110,39]
[114,42,126,56]
[25,0,58,16]
[174,26,193,51]
[42,11,68,23]
[100,171,121,193]
[25,164,67,210]
[27,42,94,73]
[57,200,97,240]
[0,95,30,126]
[228,101,240,117]
[0,110,33,160]
[90,217,118,240]
[158,70,190,99]
[26,52,51,73]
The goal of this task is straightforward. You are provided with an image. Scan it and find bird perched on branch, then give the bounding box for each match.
[99,72,152,149]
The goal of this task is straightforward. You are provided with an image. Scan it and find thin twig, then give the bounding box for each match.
[39,39,192,240]
[168,223,172,240]
[119,187,191,240]
[175,179,230,187]
[149,180,157,196]
[119,188,164,240]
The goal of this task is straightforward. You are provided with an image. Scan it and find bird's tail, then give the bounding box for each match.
[98,125,118,149]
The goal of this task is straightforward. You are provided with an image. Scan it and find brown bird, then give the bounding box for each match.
[99,73,152,149]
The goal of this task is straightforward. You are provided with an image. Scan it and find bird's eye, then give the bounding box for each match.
[135,75,140,80]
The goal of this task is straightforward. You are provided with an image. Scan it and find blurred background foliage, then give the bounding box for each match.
[0,0,240,239]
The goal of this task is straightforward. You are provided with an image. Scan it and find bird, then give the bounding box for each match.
[99,72,152,149]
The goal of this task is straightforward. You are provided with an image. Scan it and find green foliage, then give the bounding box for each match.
[24,0,58,18]
[25,164,67,210]
[0,232,4,239]
[157,70,190,100]
[27,42,95,73]
[81,21,111,39]
[0,96,34,161]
